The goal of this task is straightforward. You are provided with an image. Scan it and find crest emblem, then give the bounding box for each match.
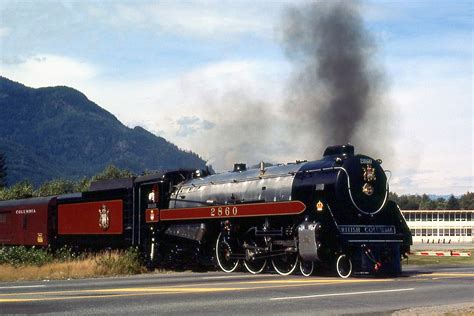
[98,204,110,230]
[362,164,376,196]
[316,200,324,212]
[363,164,376,182]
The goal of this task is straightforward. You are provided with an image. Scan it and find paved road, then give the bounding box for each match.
[1,265,473,315]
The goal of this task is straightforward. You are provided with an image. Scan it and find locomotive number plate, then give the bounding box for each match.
[210,206,239,217]
[339,225,395,234]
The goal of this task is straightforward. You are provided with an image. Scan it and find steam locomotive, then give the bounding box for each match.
[0,144,411,278]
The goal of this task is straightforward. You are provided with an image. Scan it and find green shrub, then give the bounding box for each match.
[0,246,53,267]
[53,245,77,262]
[0,245,83,267]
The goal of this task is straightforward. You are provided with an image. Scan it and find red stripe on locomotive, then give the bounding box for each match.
[58,200,123,235]
[160,200,306,221]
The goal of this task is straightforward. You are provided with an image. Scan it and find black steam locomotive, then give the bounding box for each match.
[149,144,412,277]
[0,144,411,278]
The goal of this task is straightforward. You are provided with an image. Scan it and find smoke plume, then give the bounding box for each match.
[282,1,389,158]
[171,1,391,171]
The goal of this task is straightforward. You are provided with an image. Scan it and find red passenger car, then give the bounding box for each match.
[0,175,163,251]
[0,197,56,246]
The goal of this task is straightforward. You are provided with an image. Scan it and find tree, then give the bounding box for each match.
[91,165,134,182]
[397,194,421,210]
[389,192,401,207]
[435,197,447,210]
[35,179,76,197]
[459,192,474,210]
[445,194,460,210]
[0,152,6,189]
[419,194,437,210]
[0,181,34,201]
[74,177,91,192]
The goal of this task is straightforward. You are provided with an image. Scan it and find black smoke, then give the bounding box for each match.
[282,1,388,157]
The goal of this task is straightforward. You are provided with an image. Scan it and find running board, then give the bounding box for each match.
[255,229,283,237]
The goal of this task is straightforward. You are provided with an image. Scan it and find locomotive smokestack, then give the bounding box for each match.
[282,1,387,155]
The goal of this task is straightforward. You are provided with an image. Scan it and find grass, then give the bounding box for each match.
[0,257,99,282]
[403,253,474,266]
[0,248,146,282]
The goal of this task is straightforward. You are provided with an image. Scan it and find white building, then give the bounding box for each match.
[401,210,474,244]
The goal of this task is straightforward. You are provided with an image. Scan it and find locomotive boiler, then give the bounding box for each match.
[148,144,412,277]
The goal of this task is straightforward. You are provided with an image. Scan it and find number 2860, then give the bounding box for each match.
[210,206,238,217]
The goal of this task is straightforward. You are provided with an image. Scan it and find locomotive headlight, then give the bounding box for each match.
[362,183,374,196]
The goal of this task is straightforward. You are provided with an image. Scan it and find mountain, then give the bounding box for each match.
[0,77,206,186]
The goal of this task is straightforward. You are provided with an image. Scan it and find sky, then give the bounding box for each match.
[0,0,472,195]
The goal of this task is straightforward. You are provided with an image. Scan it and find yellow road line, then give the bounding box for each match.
[7,271,471,304]
[240,278,392,285]
[0,281,332,297]
[416,273,474,277]
[0,292,179,303]
[0,277,386,297]
[89,287,241,293]
[0,279,393,303]
[0,273,474,303]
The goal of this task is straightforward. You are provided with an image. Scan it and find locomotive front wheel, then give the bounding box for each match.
[215,232,239,273]
[336,254,352,278]
[299,260,314,277]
